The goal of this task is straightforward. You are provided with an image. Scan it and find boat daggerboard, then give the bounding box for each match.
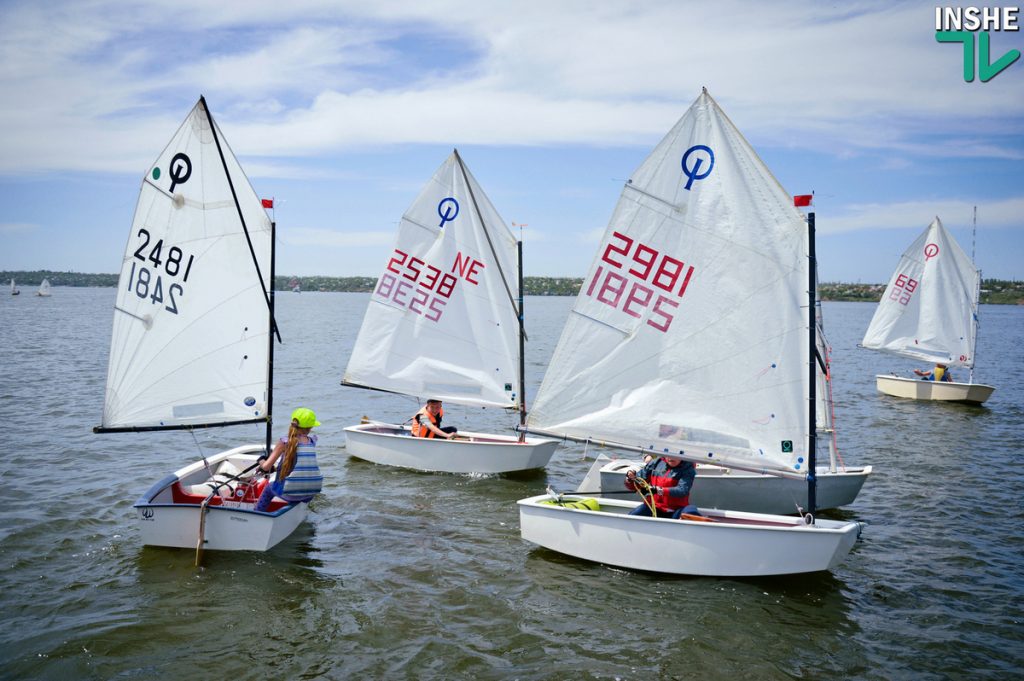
[97,98,273,431]
[343,150,522,410]
[526,90,812,479]
[861,217,980,367]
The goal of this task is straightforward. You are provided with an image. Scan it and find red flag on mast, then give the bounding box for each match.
[261,198,274,209]
[793,194,813,207]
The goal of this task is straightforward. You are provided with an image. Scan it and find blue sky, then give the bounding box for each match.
[0,0,1021,282]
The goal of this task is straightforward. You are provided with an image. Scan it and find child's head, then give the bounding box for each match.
[290,407,320,430]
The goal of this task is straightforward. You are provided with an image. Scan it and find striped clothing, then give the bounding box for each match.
[275,434,323,502]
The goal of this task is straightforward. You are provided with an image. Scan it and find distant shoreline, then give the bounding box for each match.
[3,270,1022,303]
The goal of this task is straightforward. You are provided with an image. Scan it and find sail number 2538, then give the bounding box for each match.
[585,231,696,333]
[125,228,195,314]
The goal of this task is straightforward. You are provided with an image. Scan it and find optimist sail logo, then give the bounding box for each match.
[935,6,1021,82]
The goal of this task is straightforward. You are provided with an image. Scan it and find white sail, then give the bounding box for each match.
[98,98,273,430]
[37,279,51,296]
[527,91,811,478]
[343,150,522,409]
[861,217,980,367]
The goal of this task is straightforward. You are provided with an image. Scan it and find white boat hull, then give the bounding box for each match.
[344,423,559,474]
[875,375,995,405]
[518,494,862,577]
[589,458,871,515]
[134,445,308,551]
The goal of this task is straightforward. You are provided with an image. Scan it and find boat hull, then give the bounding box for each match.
[875,375,995,405]
[344,423,559,474]
[589,458,871,514]
[518,494,862,577]
[134,445,308,551]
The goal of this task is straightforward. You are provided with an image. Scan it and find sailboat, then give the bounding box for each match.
[517,90,863,577]
[341,150,559,474]
[36,278,52,297]
[861,215,993,405]
[580,262,871,515]
[10,279,20,295]
[93,96,306,552]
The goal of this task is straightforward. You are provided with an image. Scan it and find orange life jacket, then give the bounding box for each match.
[411,405,443,438]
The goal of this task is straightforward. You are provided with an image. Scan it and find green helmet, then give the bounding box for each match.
[290,407,321,428]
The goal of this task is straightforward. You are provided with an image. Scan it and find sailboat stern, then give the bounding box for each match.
[517,494,862,577]
[344,423,558,474]
[875,375,995,405]
[132,446,308,551]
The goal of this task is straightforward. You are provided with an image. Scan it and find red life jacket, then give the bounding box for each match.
[649,468,690,513]
[411,405,444,438]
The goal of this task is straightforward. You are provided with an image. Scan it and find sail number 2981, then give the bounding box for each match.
[125,228,195,314]
[585,231,696,333]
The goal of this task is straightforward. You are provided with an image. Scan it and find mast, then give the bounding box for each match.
[970,206,980,385]
[266,220,277,453]
[807,211,818,516]
[517,240,526,440]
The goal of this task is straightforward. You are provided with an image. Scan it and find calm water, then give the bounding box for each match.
[1,288,1022,680]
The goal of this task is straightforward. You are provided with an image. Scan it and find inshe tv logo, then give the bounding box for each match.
[935,6,1021,82]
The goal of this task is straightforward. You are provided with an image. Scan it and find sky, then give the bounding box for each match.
[0,0,1021,283]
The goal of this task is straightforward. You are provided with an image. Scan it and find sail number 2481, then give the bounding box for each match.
[586,231,696,332]
[124,228,195,314]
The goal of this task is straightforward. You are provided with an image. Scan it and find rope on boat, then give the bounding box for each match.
[631,477,658,516]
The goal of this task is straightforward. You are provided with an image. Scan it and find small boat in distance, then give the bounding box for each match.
[36,279,51,297]
[341,149,558,474]
[861,213,994,405]
[93,96,306,553]
[10,279,20,295]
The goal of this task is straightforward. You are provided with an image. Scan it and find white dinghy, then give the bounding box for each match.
[342,150,558,473]
[36,278,52,297]
[861,214,994,405]
[517,90,864,576]
[94,96,306,553]
[578,271,871,515]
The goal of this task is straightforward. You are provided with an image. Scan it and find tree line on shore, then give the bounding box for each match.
[3,270,1022,304]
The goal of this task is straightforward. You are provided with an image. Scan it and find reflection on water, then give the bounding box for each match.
[1,290,1022,679]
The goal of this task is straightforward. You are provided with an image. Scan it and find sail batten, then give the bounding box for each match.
[97,99,272,431]
[861,217,980,368]
[343,151,523,410]
[527,90,812,476]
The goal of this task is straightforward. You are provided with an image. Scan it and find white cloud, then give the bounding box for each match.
[0,1,1021,175]
[0,222,38,234]
[822,197,1024,233]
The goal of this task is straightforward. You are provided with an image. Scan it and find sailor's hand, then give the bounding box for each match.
[625,470,636,481]
[650,486,661,495]
[446,433,455,440]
